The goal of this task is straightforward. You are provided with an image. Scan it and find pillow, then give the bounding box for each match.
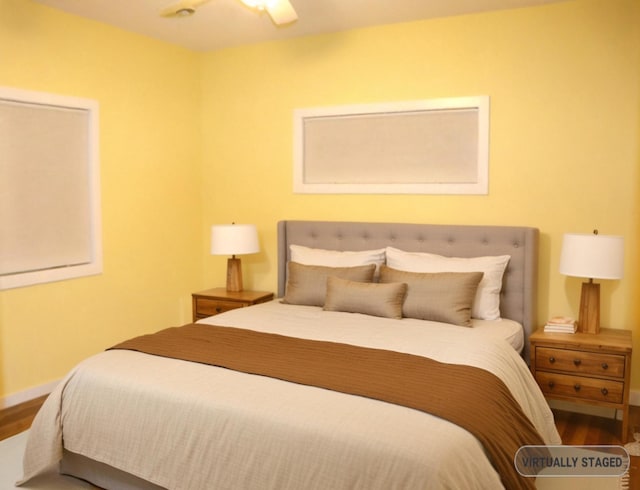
[323,276,407,319]
[385,247,510,321]
[281,262,376,307]
[290,244,385,269]
[379,266,483,327]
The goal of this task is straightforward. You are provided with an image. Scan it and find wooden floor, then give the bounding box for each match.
[0,395,48,441]
[554,405,640,446]
[2,395,638,444]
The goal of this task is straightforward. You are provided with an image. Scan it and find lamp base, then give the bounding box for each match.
[226,257,243,292]
[578,281,600,334]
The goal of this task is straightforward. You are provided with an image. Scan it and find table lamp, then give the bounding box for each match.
[210,223,260,292]
[559,230,624,334]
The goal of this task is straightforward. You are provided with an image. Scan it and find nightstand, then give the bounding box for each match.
[192,288,274,321]
[530,328,633,442]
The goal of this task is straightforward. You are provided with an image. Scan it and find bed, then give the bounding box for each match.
[19,220,561,490]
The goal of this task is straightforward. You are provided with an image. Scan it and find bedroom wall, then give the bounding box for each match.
[200,0,640,388]
[0,1,203,403]
[0,0,638,403]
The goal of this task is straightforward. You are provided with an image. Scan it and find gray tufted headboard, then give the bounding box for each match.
[277,220,539,362]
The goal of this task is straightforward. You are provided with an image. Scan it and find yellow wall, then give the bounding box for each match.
[0,0,203,400]
[200,0,640,384]
[1,0,639,401]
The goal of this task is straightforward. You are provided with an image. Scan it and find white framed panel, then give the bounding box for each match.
[294,96,489,194]
[0,86,102,290]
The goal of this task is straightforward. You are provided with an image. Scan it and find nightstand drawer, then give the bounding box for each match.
[535,347,625,378]
[535,371,624,404]
[192,289,274,322]
[195,298,247,317]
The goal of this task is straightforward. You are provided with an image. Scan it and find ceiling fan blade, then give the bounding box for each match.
[160,0,211,17]
[265,0,297,25]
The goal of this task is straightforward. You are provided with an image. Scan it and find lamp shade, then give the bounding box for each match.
[559,233,624,280]
[210,224,260,256]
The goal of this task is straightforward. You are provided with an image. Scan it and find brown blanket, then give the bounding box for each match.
[111,323,544,489]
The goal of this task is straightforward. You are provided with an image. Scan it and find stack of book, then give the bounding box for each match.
[544,316,577,333]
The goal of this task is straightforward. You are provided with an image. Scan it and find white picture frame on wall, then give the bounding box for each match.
[293,96,489,195]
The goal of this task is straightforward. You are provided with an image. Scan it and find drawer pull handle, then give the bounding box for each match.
[548,356,555,364]
[215,307,222,313]
[573,359,582,367]
[574,384,581,392]
[601,363,608,370]
[601,388,609,396]
[548,381,555,389]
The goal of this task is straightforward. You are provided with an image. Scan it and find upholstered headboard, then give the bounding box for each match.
[277,220,539,361]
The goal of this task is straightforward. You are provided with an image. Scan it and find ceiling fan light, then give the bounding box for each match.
[238,0,298,25]
[240,0,266,11]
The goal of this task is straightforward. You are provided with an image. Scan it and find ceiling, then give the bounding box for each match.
[32,0,568,52]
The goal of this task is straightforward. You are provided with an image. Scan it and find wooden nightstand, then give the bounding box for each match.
[530,328,633,442]
[192,288,274,322]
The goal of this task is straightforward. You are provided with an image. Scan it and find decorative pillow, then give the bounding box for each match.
[281,262,376,307]
[385,247,510,321]
[290,244,385,269]
[323,276,407,319]
[379,266,483,327]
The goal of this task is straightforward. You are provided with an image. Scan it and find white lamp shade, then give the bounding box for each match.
[210,224,260,256]
[559,233,624,280]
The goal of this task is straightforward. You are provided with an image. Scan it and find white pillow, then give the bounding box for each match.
[290,244,386,269]
[385,247,510,321]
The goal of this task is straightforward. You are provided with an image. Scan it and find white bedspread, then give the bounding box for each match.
[20,301,560,490]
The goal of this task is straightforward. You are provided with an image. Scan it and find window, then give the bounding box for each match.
[294,96,489,195]
[0,86,101,290]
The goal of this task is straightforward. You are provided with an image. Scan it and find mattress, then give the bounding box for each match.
[201,299,525,353]
[20,301,559,490]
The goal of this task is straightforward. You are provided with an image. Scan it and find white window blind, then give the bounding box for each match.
[0,87,101,290]
[302,109,479,184]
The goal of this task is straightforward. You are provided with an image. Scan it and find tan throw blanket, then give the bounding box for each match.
[110,323,544,490]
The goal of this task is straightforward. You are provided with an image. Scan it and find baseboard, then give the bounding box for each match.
[0,380,60,410]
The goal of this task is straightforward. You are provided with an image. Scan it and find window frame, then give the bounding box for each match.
[0,86,102,290]
[293,96,490,195]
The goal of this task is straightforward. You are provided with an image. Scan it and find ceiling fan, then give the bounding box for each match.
[160,0,298,26]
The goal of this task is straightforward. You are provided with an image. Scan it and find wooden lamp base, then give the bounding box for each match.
[578,280,600,334]
[226,256,243,292]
